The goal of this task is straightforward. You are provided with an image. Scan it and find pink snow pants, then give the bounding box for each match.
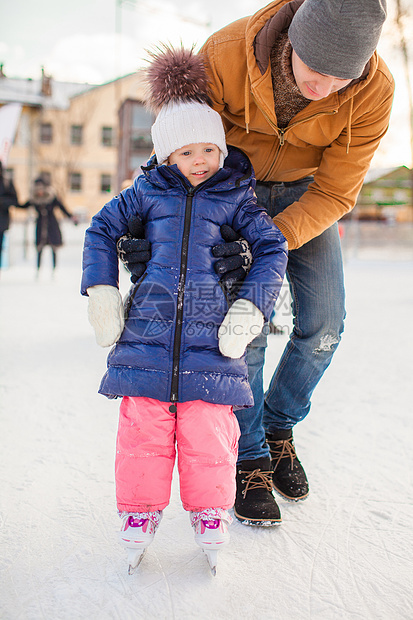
[115,396,240,513]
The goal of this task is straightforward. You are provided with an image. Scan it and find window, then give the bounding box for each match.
[69,172,82,192]
[118,100,154,182]
[102,126,113,147]
[130,105,153,150]
[101,174,111,193]
[130,132,152,150]
[71,125,83,145]
[39,123,53,144]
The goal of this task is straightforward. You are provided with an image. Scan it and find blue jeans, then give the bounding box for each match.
[236,179,346,461]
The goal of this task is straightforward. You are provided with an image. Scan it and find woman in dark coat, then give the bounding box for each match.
[0,161,19,271]
[22,177,77,271]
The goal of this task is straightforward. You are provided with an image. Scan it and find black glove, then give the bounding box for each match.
[117,215,151,283]
[212,224,253,296]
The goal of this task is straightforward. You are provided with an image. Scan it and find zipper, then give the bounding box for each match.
[250,93,338,176]
[169,185,195,403]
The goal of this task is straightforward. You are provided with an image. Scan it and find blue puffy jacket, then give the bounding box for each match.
[81,147,287,407]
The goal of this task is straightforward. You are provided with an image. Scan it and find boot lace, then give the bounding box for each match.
[190,508,232,527]
[119,510,162,528]
[239,468,273,498]
[267,437,297,470]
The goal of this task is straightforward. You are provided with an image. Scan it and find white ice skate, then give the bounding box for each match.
[190,509,231,576]
[118,510,162,574]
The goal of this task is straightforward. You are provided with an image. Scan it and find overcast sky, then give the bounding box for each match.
[0,0,263,83]
[0,0,411,168]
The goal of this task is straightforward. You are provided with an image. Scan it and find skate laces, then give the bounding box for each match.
[120,510,162,531]
[190,508,232,528]
[239,468,273,499]
[267,437,297,470]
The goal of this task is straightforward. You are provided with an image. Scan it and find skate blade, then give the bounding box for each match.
[203,549,218,576]
[127,548,146,575]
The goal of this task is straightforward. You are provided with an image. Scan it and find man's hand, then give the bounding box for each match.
[117,215,151,283]
[118,219,252,290]
[87,285,124,347]
[212,225,252,296]
[218,298,264,359]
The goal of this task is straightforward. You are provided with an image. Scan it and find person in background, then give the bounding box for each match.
[21,176,77,273]
[0,161,19,272]
[120,0,394,526]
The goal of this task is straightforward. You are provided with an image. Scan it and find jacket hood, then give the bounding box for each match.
[249,0,373,84]
[244,0,379,148]
[140,145,255,192]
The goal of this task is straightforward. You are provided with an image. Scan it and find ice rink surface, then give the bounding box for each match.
[1,220,412,619]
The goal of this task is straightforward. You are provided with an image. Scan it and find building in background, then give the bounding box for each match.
[3,68,411,225]
[0,68,153,220]
[117,98,154,190]
[353,166,413,222]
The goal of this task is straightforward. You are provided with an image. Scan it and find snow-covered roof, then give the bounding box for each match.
[363,167,398,184]
[0,77,95,110]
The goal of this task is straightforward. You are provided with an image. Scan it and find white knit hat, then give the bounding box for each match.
[151,100,228,166]
[145,45,228,167]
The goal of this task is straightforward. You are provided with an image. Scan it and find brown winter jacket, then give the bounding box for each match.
[200,0,395,249]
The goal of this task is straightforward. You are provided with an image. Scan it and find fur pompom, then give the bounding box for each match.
[145,44,211,112]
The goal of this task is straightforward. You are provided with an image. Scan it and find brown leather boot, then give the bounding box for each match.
[234,457,282,526]
[266,430,309,501]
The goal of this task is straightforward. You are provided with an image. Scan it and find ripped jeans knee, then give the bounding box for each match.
[312,331,342,355]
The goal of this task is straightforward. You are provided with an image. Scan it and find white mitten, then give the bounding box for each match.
[218,298,264,359]
[87,285,124,347]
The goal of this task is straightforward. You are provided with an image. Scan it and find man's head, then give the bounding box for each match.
[288,0,387,83]
[291,50,352,100]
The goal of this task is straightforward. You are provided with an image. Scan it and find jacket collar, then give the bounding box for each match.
[253,0,304,75]
[140,146,254,192]
[252,0,371,82]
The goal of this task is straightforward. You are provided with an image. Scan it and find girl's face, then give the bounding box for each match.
[168,143,221,186]
[291,50,352,100]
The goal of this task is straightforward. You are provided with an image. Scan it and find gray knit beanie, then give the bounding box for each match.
[288,0,387,79]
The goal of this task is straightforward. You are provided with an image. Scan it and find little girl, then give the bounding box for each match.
[81,46,287,574]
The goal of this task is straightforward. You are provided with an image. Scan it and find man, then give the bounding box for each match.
[199,0,393,525]
[120,0,394,526]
